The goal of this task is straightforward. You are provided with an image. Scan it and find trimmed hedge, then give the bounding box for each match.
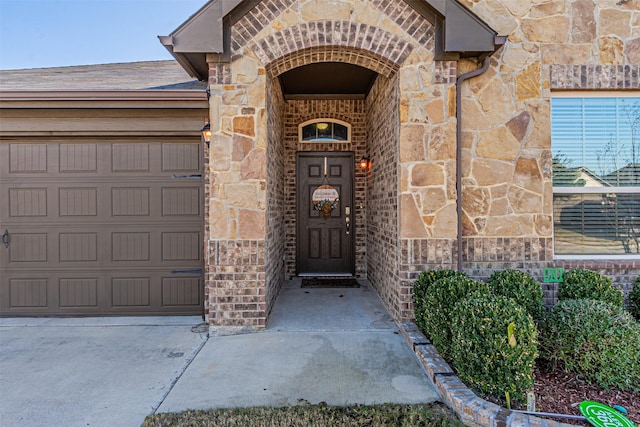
[487,270,545,323]
[558,268,624,307]
[451,293,538,402]
[629,276,640,321]
[413,270,469,332]
[540,299,640,391]
[420,276,490,360]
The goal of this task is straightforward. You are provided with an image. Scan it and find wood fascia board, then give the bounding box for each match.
[0,109,208,136]
[0,90,208,109]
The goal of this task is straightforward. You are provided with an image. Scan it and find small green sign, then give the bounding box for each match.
[579,401,635,427]
[543,267,564,283]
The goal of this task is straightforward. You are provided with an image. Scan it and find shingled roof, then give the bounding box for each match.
[0,60,206,91]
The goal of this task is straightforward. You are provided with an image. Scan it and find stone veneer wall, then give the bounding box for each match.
[283,99,368,278]
[204,0,443,328]
[366,73,402,319]
[203,0,639,327]
[398,0,639,318]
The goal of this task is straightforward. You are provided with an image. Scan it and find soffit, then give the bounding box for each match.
[160,0,503,81]
[279,62,378,98]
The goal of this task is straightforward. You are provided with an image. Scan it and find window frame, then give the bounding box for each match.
[551,91,640,260]
[298,119,351,143]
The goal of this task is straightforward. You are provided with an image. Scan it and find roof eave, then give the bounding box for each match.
[159,36,208,81]
[160,0,506,79]
[435,0,505,59]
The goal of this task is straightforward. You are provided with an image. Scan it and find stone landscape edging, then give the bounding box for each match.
[399,322,575,427]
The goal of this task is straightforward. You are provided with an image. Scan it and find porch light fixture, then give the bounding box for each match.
[359,156,370,170]
[201,123,211,146]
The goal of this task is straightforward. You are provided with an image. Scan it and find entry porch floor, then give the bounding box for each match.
[157,279,440,411]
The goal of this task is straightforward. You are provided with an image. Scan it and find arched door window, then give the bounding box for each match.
[299,119,351,142]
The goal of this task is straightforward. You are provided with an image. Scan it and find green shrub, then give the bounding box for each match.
[420,276,490,360]
[540,299,640,391]
[558,269,624,307]
[450,293,538,402]
[487,270,545,323]
[413,269,469,332]
[629,276,640,320]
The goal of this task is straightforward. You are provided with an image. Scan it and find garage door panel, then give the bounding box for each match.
[60,143,98,172]
[59,278,99,308]
[1,139,203,316]
[112,277,151,307]
[60,232,98,262]
[162,277,200,306]
[9,188,48,217]
[162,187,201,216]
[162,143,200,171]
[112,232,151,262]
[9,143,48,173]
[162,232,201,261]
[9,233,48,262]
[112,143,150,172]
[112,187,151,216]
[9,278,48,308]
[59,187,98,216]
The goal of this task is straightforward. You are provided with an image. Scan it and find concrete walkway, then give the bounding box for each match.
[0,280,439,427]
[157,280,439,412]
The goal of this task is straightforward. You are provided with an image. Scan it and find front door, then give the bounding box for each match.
[296,152,354,276]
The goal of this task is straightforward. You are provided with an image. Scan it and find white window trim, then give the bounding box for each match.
[298,118,351,143]
[551,93,640,260]
[552,90,640,98]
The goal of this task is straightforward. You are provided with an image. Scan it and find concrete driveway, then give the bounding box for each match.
[0,316,207,427]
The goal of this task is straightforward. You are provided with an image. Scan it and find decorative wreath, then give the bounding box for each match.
[314,198,339,219]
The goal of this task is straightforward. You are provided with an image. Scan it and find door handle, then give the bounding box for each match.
[2,229,9,248]
[345,216,350,235]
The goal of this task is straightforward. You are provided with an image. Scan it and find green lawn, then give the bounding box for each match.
[142,403,464,427]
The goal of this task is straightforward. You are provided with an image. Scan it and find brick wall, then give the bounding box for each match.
[207,240,266,328]
[400,236,639,317]
[549,64,640,89]
[265,77,287,319]
[366,73,402,319]
[283,99,368,278]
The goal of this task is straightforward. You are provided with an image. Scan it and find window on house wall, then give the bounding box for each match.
[299,119,350,142]
[552,95,640,257]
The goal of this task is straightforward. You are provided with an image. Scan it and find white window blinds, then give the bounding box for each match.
[552,97,640,256]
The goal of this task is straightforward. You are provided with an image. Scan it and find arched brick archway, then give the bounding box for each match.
[248,20,417,78]
[266,46,401,79]
[260,54,404,316]
[159,0,511,332]
[203,1,453,330]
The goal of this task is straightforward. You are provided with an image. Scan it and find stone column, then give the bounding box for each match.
[205,58,269,331]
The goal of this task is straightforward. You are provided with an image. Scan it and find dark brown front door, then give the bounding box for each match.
[296,152,354,276]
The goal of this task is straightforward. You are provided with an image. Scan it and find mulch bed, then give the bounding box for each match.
[484,367,640,426]
[532,368,639,426]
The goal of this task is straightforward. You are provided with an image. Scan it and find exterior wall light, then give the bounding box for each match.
[201,123,211,146]
[359,156,370,170]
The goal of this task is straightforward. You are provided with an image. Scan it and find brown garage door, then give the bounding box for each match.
[0,139,203,316]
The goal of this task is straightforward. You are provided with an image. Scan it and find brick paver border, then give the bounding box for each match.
[400,322,574,427]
